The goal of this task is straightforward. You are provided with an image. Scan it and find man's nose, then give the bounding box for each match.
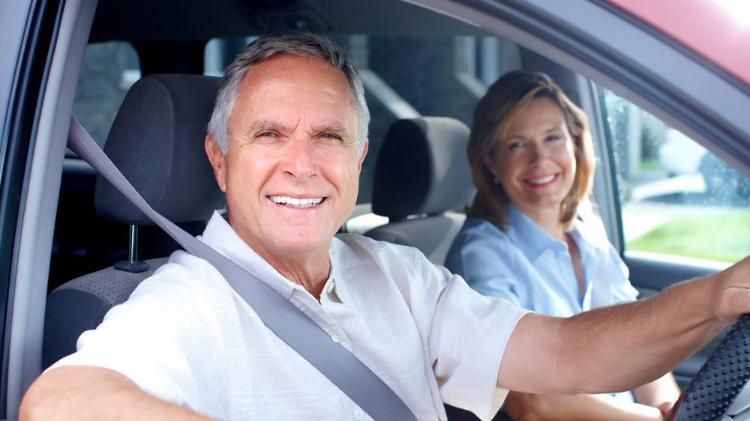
[280,136,318,179]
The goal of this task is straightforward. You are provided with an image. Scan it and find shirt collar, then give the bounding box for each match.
[506,205,564,261]
[322,238,344,303]
[199,210,299,300]
[570,206,612,266]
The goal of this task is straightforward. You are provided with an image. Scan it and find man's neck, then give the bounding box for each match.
[265,250,332,300]
[241,237,332,300]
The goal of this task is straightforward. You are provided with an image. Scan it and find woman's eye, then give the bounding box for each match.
[507,142,521,150]
[546,134,561,142]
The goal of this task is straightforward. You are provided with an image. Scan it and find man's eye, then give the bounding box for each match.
[253,131,282,143]
[319,133,343,143]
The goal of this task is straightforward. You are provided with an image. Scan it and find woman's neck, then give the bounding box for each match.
[517,204,567,241]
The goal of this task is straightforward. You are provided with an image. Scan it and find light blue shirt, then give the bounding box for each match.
[445,205,638,317]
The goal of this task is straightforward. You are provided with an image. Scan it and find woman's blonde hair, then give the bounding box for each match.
[467,71,595,230]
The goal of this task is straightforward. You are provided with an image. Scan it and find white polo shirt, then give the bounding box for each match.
[54,211,527,420]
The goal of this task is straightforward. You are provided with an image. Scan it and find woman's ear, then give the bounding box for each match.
[483,156,498,182]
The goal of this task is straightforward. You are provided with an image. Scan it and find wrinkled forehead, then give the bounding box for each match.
[247,54,355,101]
[235,55,359,121]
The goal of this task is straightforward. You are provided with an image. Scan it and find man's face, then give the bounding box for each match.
[206,54,366,265]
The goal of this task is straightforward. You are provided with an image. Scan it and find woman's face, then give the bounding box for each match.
[484,97,577,218]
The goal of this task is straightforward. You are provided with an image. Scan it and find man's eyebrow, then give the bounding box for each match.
[247,120,288,133]
[311,123,347,134]
[313,123,346,133]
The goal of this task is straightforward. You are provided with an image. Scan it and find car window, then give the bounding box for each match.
[603,90,750,264]
[72,42,140,148]
[205,35,521,204]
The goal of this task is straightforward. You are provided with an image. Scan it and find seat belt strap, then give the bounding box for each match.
[67,117,417,421]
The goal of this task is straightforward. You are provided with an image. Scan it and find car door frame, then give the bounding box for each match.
[0,0,96,418]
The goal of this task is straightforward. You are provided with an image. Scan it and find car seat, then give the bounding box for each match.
[365,117,475,265]
[42,74,224,368]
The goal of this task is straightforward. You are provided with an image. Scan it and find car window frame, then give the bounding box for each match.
[5,0,750,417]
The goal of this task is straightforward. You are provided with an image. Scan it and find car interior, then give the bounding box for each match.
[3,0,750,419]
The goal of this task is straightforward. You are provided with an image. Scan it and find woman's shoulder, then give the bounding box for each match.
[447,216,524,266]
[458,216,507,239]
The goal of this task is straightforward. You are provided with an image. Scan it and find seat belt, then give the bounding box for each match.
[67,117,417,421]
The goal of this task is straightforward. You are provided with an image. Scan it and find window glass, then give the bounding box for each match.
[204,35,521,204]
[72,42,140,147]
[603,91,750,263]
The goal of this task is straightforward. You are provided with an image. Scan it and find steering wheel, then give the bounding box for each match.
[676,314,750,420]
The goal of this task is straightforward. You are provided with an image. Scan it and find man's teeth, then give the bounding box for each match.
[270,196,323,207]
[529,175,556,185]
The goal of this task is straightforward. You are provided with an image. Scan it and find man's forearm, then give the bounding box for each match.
[504,391,663,421]
[500,273,727,394]
[20,366,212,421]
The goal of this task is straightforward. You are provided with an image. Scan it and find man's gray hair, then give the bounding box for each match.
[207,32,370,154]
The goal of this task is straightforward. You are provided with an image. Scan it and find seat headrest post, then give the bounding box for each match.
[113,224,149,273]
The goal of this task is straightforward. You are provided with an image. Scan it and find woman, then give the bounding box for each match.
[445,71,679,420]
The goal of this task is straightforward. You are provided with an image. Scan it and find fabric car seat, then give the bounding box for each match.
[365,117,475,265]
[42,74,224,369]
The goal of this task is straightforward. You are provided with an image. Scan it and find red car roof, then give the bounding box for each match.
[606,0,750,86]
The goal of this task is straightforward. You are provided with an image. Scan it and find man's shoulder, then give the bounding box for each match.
[332,233,453,304]
[334,232,432,264]
[130,250,233,304]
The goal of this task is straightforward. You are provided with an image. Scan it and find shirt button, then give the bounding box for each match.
[331,335,339,343]
[354,408,364,419]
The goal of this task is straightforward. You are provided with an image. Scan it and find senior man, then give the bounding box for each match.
[21,32,750,421]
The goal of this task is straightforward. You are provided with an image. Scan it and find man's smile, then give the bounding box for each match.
[268,195,326,208]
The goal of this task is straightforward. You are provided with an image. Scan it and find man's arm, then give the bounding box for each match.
[503,391,663,421]
[20,366,213,421]
[499,257,750,394]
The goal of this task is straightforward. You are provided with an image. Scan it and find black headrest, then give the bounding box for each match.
[371,117,475,220]
[95,74,224,225]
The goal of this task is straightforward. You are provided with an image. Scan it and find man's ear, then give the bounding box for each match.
[357,139,369,172]
[205,135,227,192]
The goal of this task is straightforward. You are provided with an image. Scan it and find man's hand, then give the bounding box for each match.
[712,256,750,323]
[663,394,684,421]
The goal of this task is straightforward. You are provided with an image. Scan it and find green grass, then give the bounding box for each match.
[627,211,750,263]
[639,158,663,172]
